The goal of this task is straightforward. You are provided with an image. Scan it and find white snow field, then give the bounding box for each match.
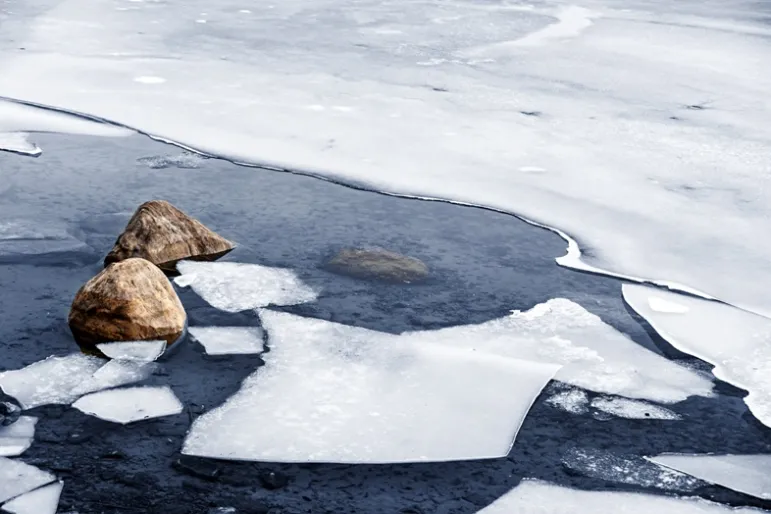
[623,284,771,428]
[183,309,561,463]
[96,340,166,362]
[72,386,183,424]
[648,454,771,501]
[0,0,769,316]
[477,479,762,513]
[0,457,55,503]
[188,327,265,355]
[1,481,63,514]
[0,416,37,458]
[175,261,318,312]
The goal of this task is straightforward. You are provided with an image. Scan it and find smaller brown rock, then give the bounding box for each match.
[104,200,234,272]
[324,247,429,283]
[68,258,186,354]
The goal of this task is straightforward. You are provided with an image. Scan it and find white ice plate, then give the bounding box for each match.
[591,396,681,420]
[2,481,63,514]
[96,340,166,362]
[188,327,265,355]
[0,133,40,156]
[0,457,55,503]
[72,386,183,424]
[0,417,38,457]
[71,359,157,397]
[183,309,560,463]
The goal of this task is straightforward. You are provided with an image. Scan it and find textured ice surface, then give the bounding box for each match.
[96,340,166,362]
[175,261,317,312]
[0,133,40,156]
[591,396,681,420]
[562,448,704,492]
[649,454,771,500]
[188,327,265,355]
[0,220,91,260]
[183,310,559,463]
[71,360,157,396]
[0,0,769,315]
[0,417,38,457]
[545,387,589,415]
[623,284,771,427]
[1,481,63,514]
[0,457,55,503]
[72,386,183,424]
[478,479,759,513]
[399,299,712,403]
[137,152,205,169]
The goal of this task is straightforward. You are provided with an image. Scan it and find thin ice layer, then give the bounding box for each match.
[545,387,589,415]
[648,454,771,500]
[71,360,157,396]
[399,299,713,403]
[183,310,559,463]
[188,327,265,355]
[477,479,759,513]
[0,457,55,503]
[175,261,317,312]
[96,341,166,361]
[2,481,63,514]
[0,417,38,457]
[72,386,183,424]
[623,284,771,427]
[0,133,41,156]
[0,220,92,260]
[591,397,681,420]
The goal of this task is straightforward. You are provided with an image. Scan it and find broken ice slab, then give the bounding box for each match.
[70,359,157,397]
[96,340,166,361]
[0,133,41,157]
[590,396,681,420]
[477,479,758,513]
[648,454,771,501]
[0,457,55,503]
[72,386,183,424]
[562,447,704,492]
[183,310,559,463]
[175,261,317,312]
[1,481,63,514]
[623,284,771,427]
[399,298,713,404]
[0,417,38,457]
[188,327,265,355]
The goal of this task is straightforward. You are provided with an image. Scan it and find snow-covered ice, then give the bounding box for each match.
[188,327,265,355]
[590,396,681,421]
[72,386,183,424]
[183,309,560,463]
[477,479,759,514]
[1,481,63,514]
[545,387,589,415]
[623,284,771,427]
[175,261,317,312]
[0,133,41,157]
[0,457,55,503]
[0,417,38,457]
[648,454,771,501]
[96,340,166,361]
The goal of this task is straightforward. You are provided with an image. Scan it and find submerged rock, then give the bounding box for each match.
[68,258,186,353]
[104,200,234,273]
[324,247,429,283]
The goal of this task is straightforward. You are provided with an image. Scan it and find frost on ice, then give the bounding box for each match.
[623,284,771,427]
[72,386,183,424]
[1,481,63,514]
[478,479,759,514]
[96,340,166,361]
[189,327,265,355]
[0,457,55,503]
[648,454,771,501]
[0,417,38,457]
[590,396,681,421]
[175,261,317,312]
[183,309,560,463]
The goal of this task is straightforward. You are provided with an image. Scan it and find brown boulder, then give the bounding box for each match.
[324,247,429,283]
[104,200,234,272]
[68,258,186,354]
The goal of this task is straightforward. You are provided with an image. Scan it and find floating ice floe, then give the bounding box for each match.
[0,457,55,503]
[477,479,759,513]
[72,386,183,424]
[562,447,704,492]
[188,327,264,355]
[96,340,166,361]
[1,481,63,514]
[648,454,771,501]
[0,417,38,457]
[0,220,93,262]
[0,133,41,157]
[591,396,681,421]
[545,387,589,415]
[175,261,317,312]
[183,309,560,463]
[71,359,157,396]
[623,284,771,427]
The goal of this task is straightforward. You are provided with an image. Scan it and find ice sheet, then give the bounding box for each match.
[175,261,317,312]
[648,454,771,500]
[183,309,560,463]
[188,327,265,355]
[623,284,771,427]
[590,396,681,420]
[0,133,40,157]
[0,0,769,316]
[1,481,63,514]
[399,299,713,403]
[477,479,759,514]
[0,417,38,457]
[96,340,166,362]
[72,386,183,424]
[0,457,55,503]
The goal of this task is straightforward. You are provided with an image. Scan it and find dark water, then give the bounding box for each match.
[0,134,769,514]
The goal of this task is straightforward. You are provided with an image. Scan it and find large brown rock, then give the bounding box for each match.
[68,258,186,354]
[104,200,234,272]
[324,247,429,283]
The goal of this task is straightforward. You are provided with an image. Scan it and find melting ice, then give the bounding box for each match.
[0,457,55,503]
[590,396,681,421]
[96,340,166,361]
[188,327,265,355]
[0,416,37,457]
[72,386,183,424]
[1,481,63,514]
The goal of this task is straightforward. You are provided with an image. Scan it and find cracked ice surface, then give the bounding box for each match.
[72,386,183,424]
[0,416,37,457]
[96,340,166,361]
[183,309,560,463]
[0,0,769,315]
[1,481,63,514]
[0,457,55,503]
